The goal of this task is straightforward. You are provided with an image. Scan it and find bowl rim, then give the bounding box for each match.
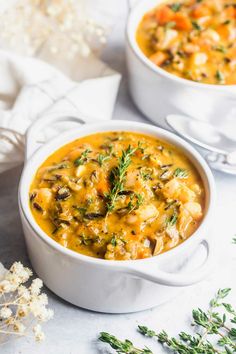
[19,120,216,268]
[126,0,236,91]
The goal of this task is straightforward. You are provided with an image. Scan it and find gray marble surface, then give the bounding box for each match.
[1,1,236,353]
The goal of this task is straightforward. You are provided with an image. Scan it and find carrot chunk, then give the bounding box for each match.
[173,12,192,31]
[155,6,174,25]
[224,6,236,19]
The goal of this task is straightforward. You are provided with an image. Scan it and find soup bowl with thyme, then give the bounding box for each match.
[19,114,216,313]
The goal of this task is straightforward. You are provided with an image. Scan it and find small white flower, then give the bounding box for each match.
[0,279,17,293]
[18,285,31,301]
[17,304,30,318]
[37,293,48,306]
[33,324,45,342]
[30,278,43,295]
[13,321,26,334]
[7,262,32,284]
[0,306,12,319]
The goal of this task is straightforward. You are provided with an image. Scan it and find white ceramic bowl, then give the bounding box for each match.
[126,0,236,128]
[19,115,216,313]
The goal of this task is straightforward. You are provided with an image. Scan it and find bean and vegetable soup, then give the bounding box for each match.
[136,0,236,84]
[30,132,205,260]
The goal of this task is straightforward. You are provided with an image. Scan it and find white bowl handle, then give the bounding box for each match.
[26,112,92,160]
[124,239,213,287]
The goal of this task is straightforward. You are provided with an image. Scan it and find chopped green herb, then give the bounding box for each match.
[110,236,117,247]
[169,3,181,12]
[215,70,225,83]
[167,213,178,227]
[97,154,111,166]
[74,149,92,166]
[214,45,227,54]
[140,168,152,181]
[192,20,202,30]
[128,193,144,213]
[79,234,94,246]
[165,21,176,30]
[173,168,188,179]
[73,206,87,215]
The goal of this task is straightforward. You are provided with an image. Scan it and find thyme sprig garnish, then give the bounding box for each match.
[105,144,140,214]
[99,332,153,354]
[99,288,236,354]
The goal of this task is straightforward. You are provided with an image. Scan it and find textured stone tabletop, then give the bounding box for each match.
[0,1,236,353]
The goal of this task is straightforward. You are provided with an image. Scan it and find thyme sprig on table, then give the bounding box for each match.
[105,144,140,214]
[99,288,236,354]
[99,332,152,354]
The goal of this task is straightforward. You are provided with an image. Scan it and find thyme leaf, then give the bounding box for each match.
[192,20,202,30]
[97,154,111,166]
[74,149,92,166]
[173,168,189,179]
[167,212,178,227]
[169,3,181,12]
[215,70,225,83]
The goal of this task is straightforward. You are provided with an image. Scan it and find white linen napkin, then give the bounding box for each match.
[0,50,121,173]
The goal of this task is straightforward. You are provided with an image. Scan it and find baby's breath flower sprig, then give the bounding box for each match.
[0,0,107,59]
[99,288,236,354]
[0,262,53,344]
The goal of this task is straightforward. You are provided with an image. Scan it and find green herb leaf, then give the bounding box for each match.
[192,20,202,30]
[173,168,188,179]
[215,70,225,83]
[167,213,178,227]
[110,236,117,247]
[170,3,181,11]
[97,154,111,167]
[74,149,92,166]
[214,45,227,54]
[165,21,176,30]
